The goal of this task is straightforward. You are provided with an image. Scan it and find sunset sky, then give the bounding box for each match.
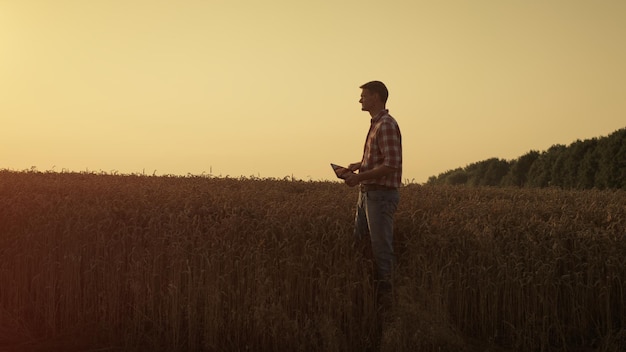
[2,0,625,183]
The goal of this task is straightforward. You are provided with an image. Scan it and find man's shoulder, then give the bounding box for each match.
[379,114,400,128]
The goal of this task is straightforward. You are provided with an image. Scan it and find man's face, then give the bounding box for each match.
[359,89,377,112]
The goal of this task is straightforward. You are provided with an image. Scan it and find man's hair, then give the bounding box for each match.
[360,81,389,104]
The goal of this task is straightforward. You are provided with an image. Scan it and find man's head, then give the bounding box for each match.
[359,81,388,112]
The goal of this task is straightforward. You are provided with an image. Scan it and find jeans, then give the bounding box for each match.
[353,189,399,284]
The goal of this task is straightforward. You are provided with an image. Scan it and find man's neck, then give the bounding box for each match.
[369,107,387,119]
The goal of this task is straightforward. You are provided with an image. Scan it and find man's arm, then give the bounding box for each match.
[344,165,397,187]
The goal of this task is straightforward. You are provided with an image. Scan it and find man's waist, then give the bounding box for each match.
[360,183,397,192]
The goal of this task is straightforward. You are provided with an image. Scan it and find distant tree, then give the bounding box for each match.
[464,160,487,186]
[507,150,540,187]
[573,138,598,189]
[424,127,625,189]
[426,168,466,185]
[526,154,548,187]
[595,138,611,189]
[482,158,510,186]
[527,145,566,187]
[617,131,626,189]
[445,168,468,185]
[596,128,626,189]
[562,140,581,188]
[550,146,569,188]
[427,175,438,184]
[450,158,509,186]
[577,145,598,189]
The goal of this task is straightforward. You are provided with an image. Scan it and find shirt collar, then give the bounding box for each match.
[370,109,389,124]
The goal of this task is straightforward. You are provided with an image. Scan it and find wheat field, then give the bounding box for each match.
[0,170,624,351]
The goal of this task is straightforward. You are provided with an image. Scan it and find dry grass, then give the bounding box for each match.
[0,170,624,351]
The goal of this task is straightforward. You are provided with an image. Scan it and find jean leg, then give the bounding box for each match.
[364,190,399,283]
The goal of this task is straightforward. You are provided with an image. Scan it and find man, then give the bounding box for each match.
[344,80,402,296]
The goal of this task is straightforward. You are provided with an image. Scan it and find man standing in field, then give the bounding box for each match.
[344,80,402,299]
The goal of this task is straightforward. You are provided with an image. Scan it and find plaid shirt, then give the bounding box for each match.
[360,109,402,188]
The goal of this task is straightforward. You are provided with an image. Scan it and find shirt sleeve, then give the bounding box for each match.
[378,119,402,169]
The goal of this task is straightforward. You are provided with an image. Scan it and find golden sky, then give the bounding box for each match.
[2,0,625,182]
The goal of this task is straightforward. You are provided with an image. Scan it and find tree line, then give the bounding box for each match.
[426,127,626,190]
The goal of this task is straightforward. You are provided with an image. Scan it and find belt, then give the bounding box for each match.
[360,184,397,192]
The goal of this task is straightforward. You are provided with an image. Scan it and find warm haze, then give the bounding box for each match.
[1,0,625,183]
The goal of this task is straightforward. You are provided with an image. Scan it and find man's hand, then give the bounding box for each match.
[348,162,361,172]
[337,167,353,179]
[344,173,360,187]
[343,162,362,187]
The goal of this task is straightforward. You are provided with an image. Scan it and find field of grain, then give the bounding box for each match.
[0,170,624,351]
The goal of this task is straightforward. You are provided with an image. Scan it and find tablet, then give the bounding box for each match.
[330,163,353,180]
